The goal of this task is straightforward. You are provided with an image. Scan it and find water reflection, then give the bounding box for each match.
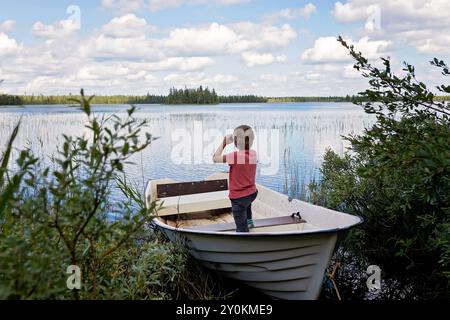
[0,103,375,201]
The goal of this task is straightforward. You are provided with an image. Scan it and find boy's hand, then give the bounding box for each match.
[223,134,234,145]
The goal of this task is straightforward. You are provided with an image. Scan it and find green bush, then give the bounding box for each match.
[313,38,450,299]
[0,90,228,300]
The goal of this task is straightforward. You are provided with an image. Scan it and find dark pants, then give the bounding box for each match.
[231,190,258,232]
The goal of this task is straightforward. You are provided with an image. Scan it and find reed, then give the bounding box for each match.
[282,147,326,205]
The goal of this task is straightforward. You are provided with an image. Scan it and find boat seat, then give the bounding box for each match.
[186,215,306,232]
[156,190,231,216]
[154,179,231,216]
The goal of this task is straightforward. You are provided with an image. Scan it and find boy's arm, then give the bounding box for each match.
[212,134,233,163]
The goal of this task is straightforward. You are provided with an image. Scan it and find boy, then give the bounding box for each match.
[213,125,258,232]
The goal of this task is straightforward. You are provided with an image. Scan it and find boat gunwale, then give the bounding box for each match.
[152,215,363,237]
[146,178,364,237]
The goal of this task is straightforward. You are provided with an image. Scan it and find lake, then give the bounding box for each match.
[0,103,375,201]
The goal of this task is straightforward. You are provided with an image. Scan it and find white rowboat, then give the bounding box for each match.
[145,172,362,300]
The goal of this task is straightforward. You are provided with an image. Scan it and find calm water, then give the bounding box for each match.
[0,103,375,201]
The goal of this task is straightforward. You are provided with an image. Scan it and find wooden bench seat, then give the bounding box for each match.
[156,190,231,216]
[186,215,306,232]
[153,179,231,216]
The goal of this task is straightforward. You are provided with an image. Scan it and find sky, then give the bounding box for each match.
[0,0,449,96]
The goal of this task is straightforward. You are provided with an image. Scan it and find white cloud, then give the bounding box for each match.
[0,20,15,33]
[294,63,363,85]
[415,34,450,55]
[32,19,79,39]
[231,22,297,51]
[332,0,450,54]
[342,64,360,78]
[164,23,239,55]
[101,0,250,13]
[264,3,317,22]
[0,33,22,56]
[207,74,238,83]
[144,74,158,82]
[333,0,449,25]
[259,74,288,82]
[164,22,297,55]
[79,34,162,60]
[0,13,298,95]
[301,36,391,63]
[217,0,251,5]
[276,55,287,62]
[188,0,251,5]
[66,57,214,81]
[80,17,295,64]
[100,0,144,13]
[241,52,287,67]
[163,72,237,85]
[10,47,82,83]
[242,52,274,67]
[332,1,368,23]
[101,14,155,38]
[304,72,323,81]
[163,73,188,83]
[78,64,131,80]
[141,57,215,71]
[148,0,182,12]
[9,6,444,97]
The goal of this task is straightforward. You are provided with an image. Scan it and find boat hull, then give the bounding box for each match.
[156,223,338,300]
[146,174,362,300]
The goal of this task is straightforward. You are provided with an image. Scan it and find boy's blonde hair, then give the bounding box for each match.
[233,125,254,150]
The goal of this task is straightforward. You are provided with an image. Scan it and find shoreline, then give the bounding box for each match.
[0,100,362,107]
[2,98,449,107]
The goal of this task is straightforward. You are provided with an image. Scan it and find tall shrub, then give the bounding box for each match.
[317,38,450,299]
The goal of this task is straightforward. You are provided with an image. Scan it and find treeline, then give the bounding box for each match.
[1,94,166,105]
[87,94,166,104]
[2,88,447,106]
[267,95,367,103]
[219,95,267,103]
[165,86,219,104]
[1,93,360,106]
[0,87,366,106]
[0,94,22,106]
[2,87,270,105]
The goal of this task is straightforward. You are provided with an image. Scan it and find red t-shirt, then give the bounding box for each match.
[225,149,257,199]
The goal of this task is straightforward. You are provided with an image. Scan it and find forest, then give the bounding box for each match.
[5,87,437,106]
[0,93,166,105]
[0,94,22,105]
[219,94,267,103]
[2,87,448,106]
[266,95,367,103]
[165,86,219,104]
